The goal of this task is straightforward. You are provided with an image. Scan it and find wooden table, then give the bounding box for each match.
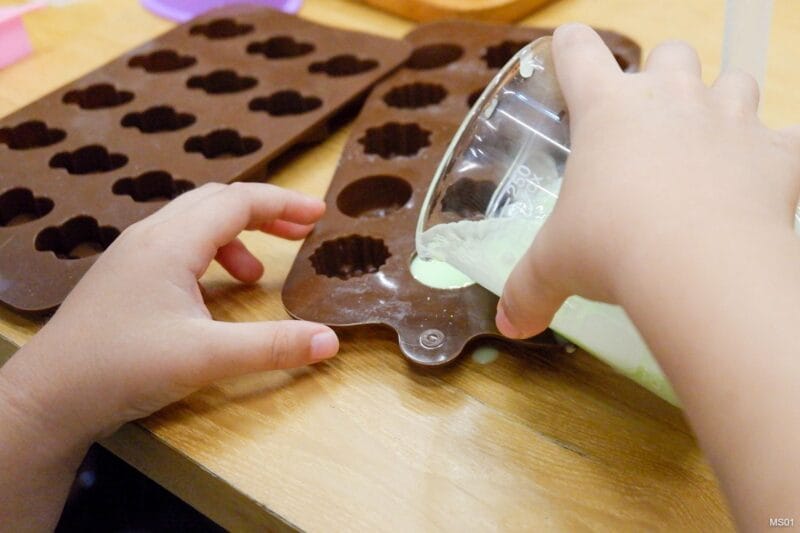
[2,0,798,530]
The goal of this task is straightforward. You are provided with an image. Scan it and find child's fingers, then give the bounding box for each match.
[712,70,760,113]
[644,40,702,77]
[189,320,339,383]
[552,23,621,115]
[215,238,264,283]
[260,220,316,240]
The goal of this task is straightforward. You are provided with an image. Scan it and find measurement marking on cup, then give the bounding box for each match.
[420,329,445,349]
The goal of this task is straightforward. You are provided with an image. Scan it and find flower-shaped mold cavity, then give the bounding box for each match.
[441,178,497,218]
[308,55,378,77]
[128,49,197,73]
[190,18,253,39]
[0,188,54,227]
[248,90,322,116]
[246,36,315,59]
[187,69,257,94]
[336,175,412,218]
[309,235,390,280]
[49,145,128,175]
[62,83,134,110]
[482,40,529,69]
[113,171,195,202]
[382,82,447,109]
[467,88,484,107]
[358,122,431,159]
[405,44,464,70]
[0,120,66,150]
[121,106,196,133]
[184,129,262,159]
[35,216,120,260]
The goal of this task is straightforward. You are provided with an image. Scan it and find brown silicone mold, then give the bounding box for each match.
[283,21,641,365]
[0,5,410,313]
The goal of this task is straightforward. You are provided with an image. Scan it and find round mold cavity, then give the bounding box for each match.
[0,120,66,150]
[358,122,431,159]
[246,36,314,59]
[406,44,464,70]
[409,254,474,290]
[248,90,322,116]
[49,145,128,175]
[128,49,197,73]
[382,82,447,109]
[63,83,134,110]
[309,235,390,280]
[121,105,196,133]
[35,215,120,260]
[0,188,54,227]
[113,171,195,202]
[184,129,262,159]
[441,178,497,218]
[482,40,529,69]
[308,54,378,77]
[186,69,257,94]
[336,175,412,218]
[189,18,253,39]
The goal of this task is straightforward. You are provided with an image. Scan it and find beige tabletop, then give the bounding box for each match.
[2,0,798,530]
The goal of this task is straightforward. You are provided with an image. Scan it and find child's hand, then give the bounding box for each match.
[1,182,339,441]
[496,24,800,338]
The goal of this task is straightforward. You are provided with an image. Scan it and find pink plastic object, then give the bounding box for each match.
[140,0,303,22]
[0,2,45,69]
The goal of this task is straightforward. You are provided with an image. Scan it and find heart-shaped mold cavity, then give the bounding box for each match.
[309,235,390,279]
[186,69,257,94]
[0,188,54,227]
[309,54,378,77]
[113,171,195,202]
[482,40,529,69]
[336,175,412,218]
[121,106,196,133]
[128,49,197,73]
[358,122,431,159]
[467,88,484,107]
[184,129,262,159]
[190,18,253,39]
[248,90,322,116]
[246,35,315,59]
[0,120,66,150]
[441,178,497,218]
[35,216,120,260]
[383,82,447,109]
[406,43,464,70]
[49,145,128,175]
[62,83,134,110]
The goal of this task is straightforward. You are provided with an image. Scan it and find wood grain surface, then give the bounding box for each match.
[3,0,798,530]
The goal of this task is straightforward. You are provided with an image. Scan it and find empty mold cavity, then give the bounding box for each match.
[336,175,412,218]
[309,55,378,77]
[113,171,195,202]
[309,235,390,280]
[441,178,496,218]
[0,188,54,227]
[35,216,119,260]
[121,106,196,133]
[184,129,262,159]
[482,40,529,69]
[358,122,431,159]
[406,44,463,70]
[62,83,134,110]
[249,90,322,116]
[410,255,474,290]
[49,145,128,175]
[128,49,197,73]
[187,69,257,94]
[467,88,484,107]
[383,82,447,109]
[190,18,253,39]
[246,35,314,59]
[0,120,66,150]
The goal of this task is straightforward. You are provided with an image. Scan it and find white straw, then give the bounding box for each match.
[722,0,774,93]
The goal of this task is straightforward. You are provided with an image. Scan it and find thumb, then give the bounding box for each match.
[496,223,568,339]
[188,320,339,384]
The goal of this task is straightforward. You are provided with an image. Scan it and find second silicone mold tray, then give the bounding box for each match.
[0,5,410,313]
[283,21,641,365]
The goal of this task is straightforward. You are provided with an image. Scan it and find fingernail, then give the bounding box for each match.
[496,304,523,339]
[310,330,339,362]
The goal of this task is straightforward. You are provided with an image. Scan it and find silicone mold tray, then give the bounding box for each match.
[0,5,410,313]
[283,21,640,365]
